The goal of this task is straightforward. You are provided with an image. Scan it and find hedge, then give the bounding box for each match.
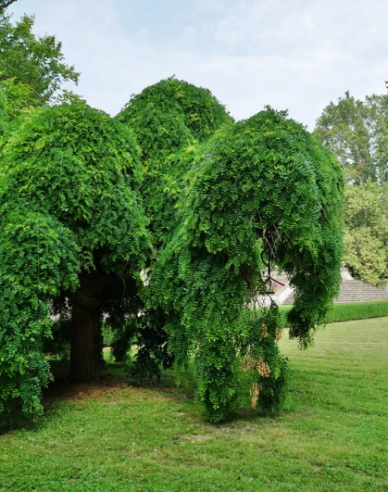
[278,300,388,327]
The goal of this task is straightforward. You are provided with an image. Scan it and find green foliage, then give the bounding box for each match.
[324,300,388,322]
[0,211,79,421]
[0,11,80,121]
[0,103,149,423]
[127,308,174,383]
[0,89,6,143]
[238,305,289,413]
[1,103,147,265]
[151,108,343,421]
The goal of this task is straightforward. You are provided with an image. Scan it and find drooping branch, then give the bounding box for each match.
[0,0,19,10]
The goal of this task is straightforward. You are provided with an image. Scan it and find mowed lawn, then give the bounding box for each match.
[1,318,387,492]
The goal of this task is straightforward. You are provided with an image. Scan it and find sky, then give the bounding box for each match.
[7,0,388,129]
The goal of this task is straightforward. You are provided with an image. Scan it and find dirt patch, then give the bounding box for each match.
[42,360,129,406]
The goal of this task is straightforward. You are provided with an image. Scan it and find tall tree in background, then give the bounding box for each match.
[342,181,388,285]
[315,92,388,285]
[0,11,80,122]
[314,92,388,185]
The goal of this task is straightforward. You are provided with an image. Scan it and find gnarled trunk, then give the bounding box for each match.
[69,270,110,382]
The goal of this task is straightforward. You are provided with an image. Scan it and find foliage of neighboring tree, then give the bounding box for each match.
[0,103,149,424]
[314,91,388,185]
[118,77,233,143]
[315,92,388,285]
[343,181,388,285]
[0,11,81,122]
[117,77,234,242]
[148,108,344,421]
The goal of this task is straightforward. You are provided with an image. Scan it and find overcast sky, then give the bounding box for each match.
[8,0,388,129]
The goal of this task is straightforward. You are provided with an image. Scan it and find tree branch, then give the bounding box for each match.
[0,0,19,10]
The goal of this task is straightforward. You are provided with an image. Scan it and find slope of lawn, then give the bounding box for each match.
[1,317,387,492]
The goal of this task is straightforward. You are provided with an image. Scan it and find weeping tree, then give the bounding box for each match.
[149,108,344,421]
[0,103,149,423]
[1,78,344,425]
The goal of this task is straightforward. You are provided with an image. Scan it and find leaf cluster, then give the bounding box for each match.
[117,78,233,243]
[117,76,232,144]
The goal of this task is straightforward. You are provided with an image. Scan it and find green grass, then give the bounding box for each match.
[1,317,387,491]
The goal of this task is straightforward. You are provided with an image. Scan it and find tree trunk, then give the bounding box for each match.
[69,270,110,382]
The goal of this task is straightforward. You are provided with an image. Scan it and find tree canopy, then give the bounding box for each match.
[118,77,233,143]
[116,77,233,242]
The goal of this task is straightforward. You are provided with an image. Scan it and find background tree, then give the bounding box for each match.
[0,103,149,424]
[315,91,388,285]
[314,92,388,185]
[0,11,81,122]
[343,181,388,285]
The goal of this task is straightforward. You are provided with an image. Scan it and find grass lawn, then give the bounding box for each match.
[1,317,387,492]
